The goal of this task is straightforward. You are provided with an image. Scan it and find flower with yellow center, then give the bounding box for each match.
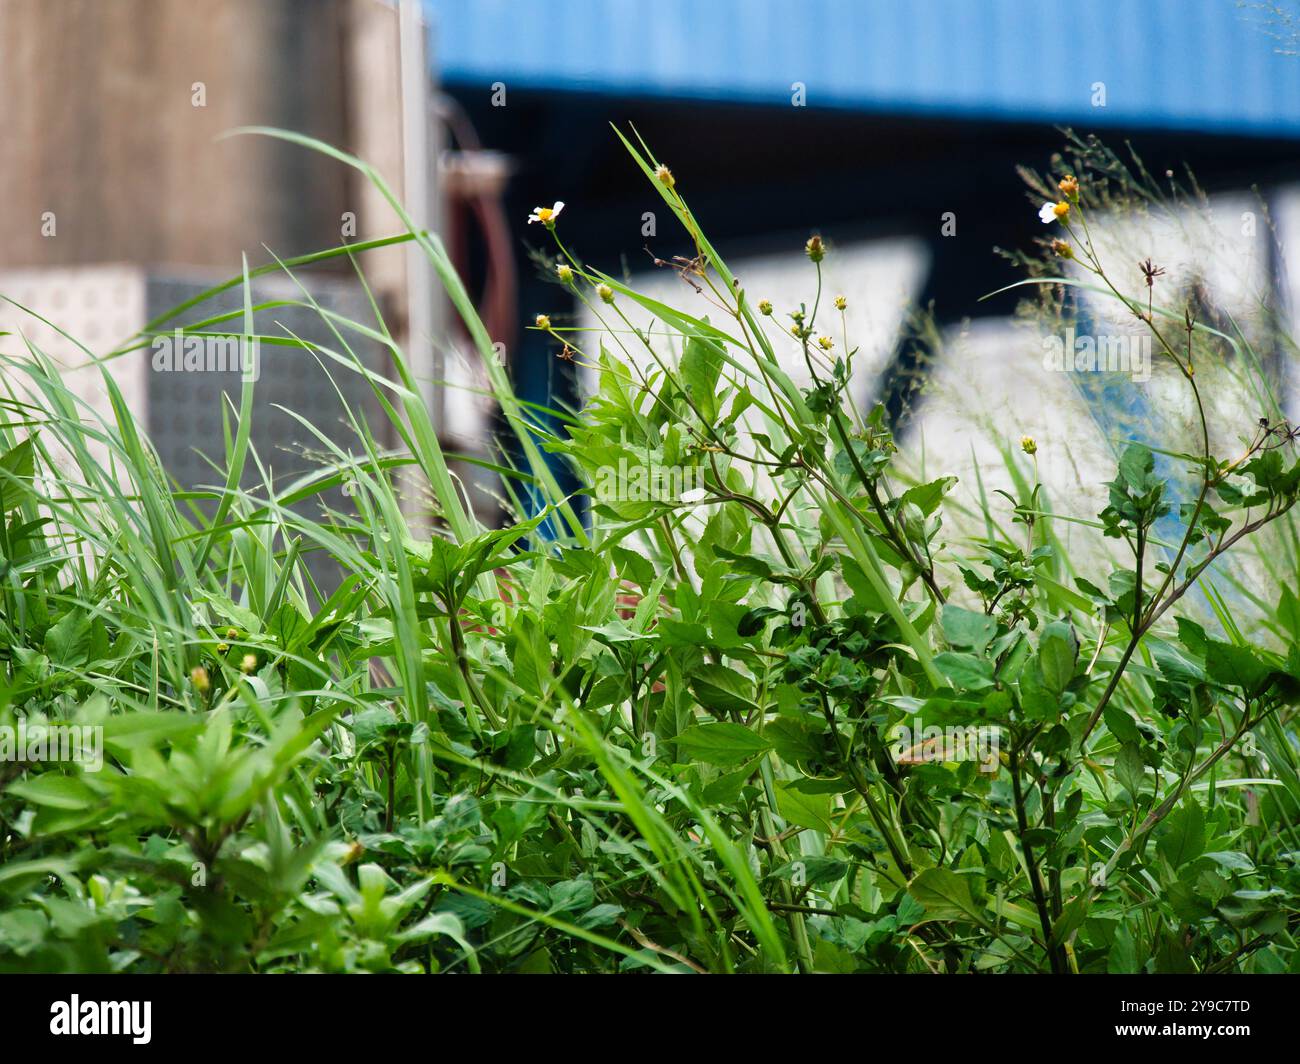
[833,295,847,311]
[757,299,773,315]
[655,165,675,188]
[1020,435,1038,455]
[556,264,574,284]
[597,283,614,305]
[818,335,834,351]
[535,314,552,330]
[1038,201,1069,224]
[1058,174,1079,200]
[527,201,565,227]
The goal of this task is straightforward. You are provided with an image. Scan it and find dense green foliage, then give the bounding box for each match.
[1,130,1299,973]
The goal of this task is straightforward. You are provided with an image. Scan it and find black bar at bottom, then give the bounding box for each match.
[0,972,1287,1050]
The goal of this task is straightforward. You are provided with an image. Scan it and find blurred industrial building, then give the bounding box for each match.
[3,0,1300,528]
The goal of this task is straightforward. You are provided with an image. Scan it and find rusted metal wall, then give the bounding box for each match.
[0,0,368,271]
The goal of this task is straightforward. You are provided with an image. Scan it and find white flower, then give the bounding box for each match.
[1038,202,1057,224]
[528,201,565,226]
[680,487,707,504]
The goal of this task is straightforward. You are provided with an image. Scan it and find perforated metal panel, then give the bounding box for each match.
[0,266,389,592]
[143,272,386,500]
[0,265,149,427]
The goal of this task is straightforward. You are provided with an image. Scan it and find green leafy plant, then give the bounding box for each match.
[1,130,1298,974]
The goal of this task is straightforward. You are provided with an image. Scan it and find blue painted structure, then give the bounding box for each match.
[427,0,1300,138]
[426,0,1300,552]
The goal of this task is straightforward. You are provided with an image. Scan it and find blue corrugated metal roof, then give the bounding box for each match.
[425,0,1300,137]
